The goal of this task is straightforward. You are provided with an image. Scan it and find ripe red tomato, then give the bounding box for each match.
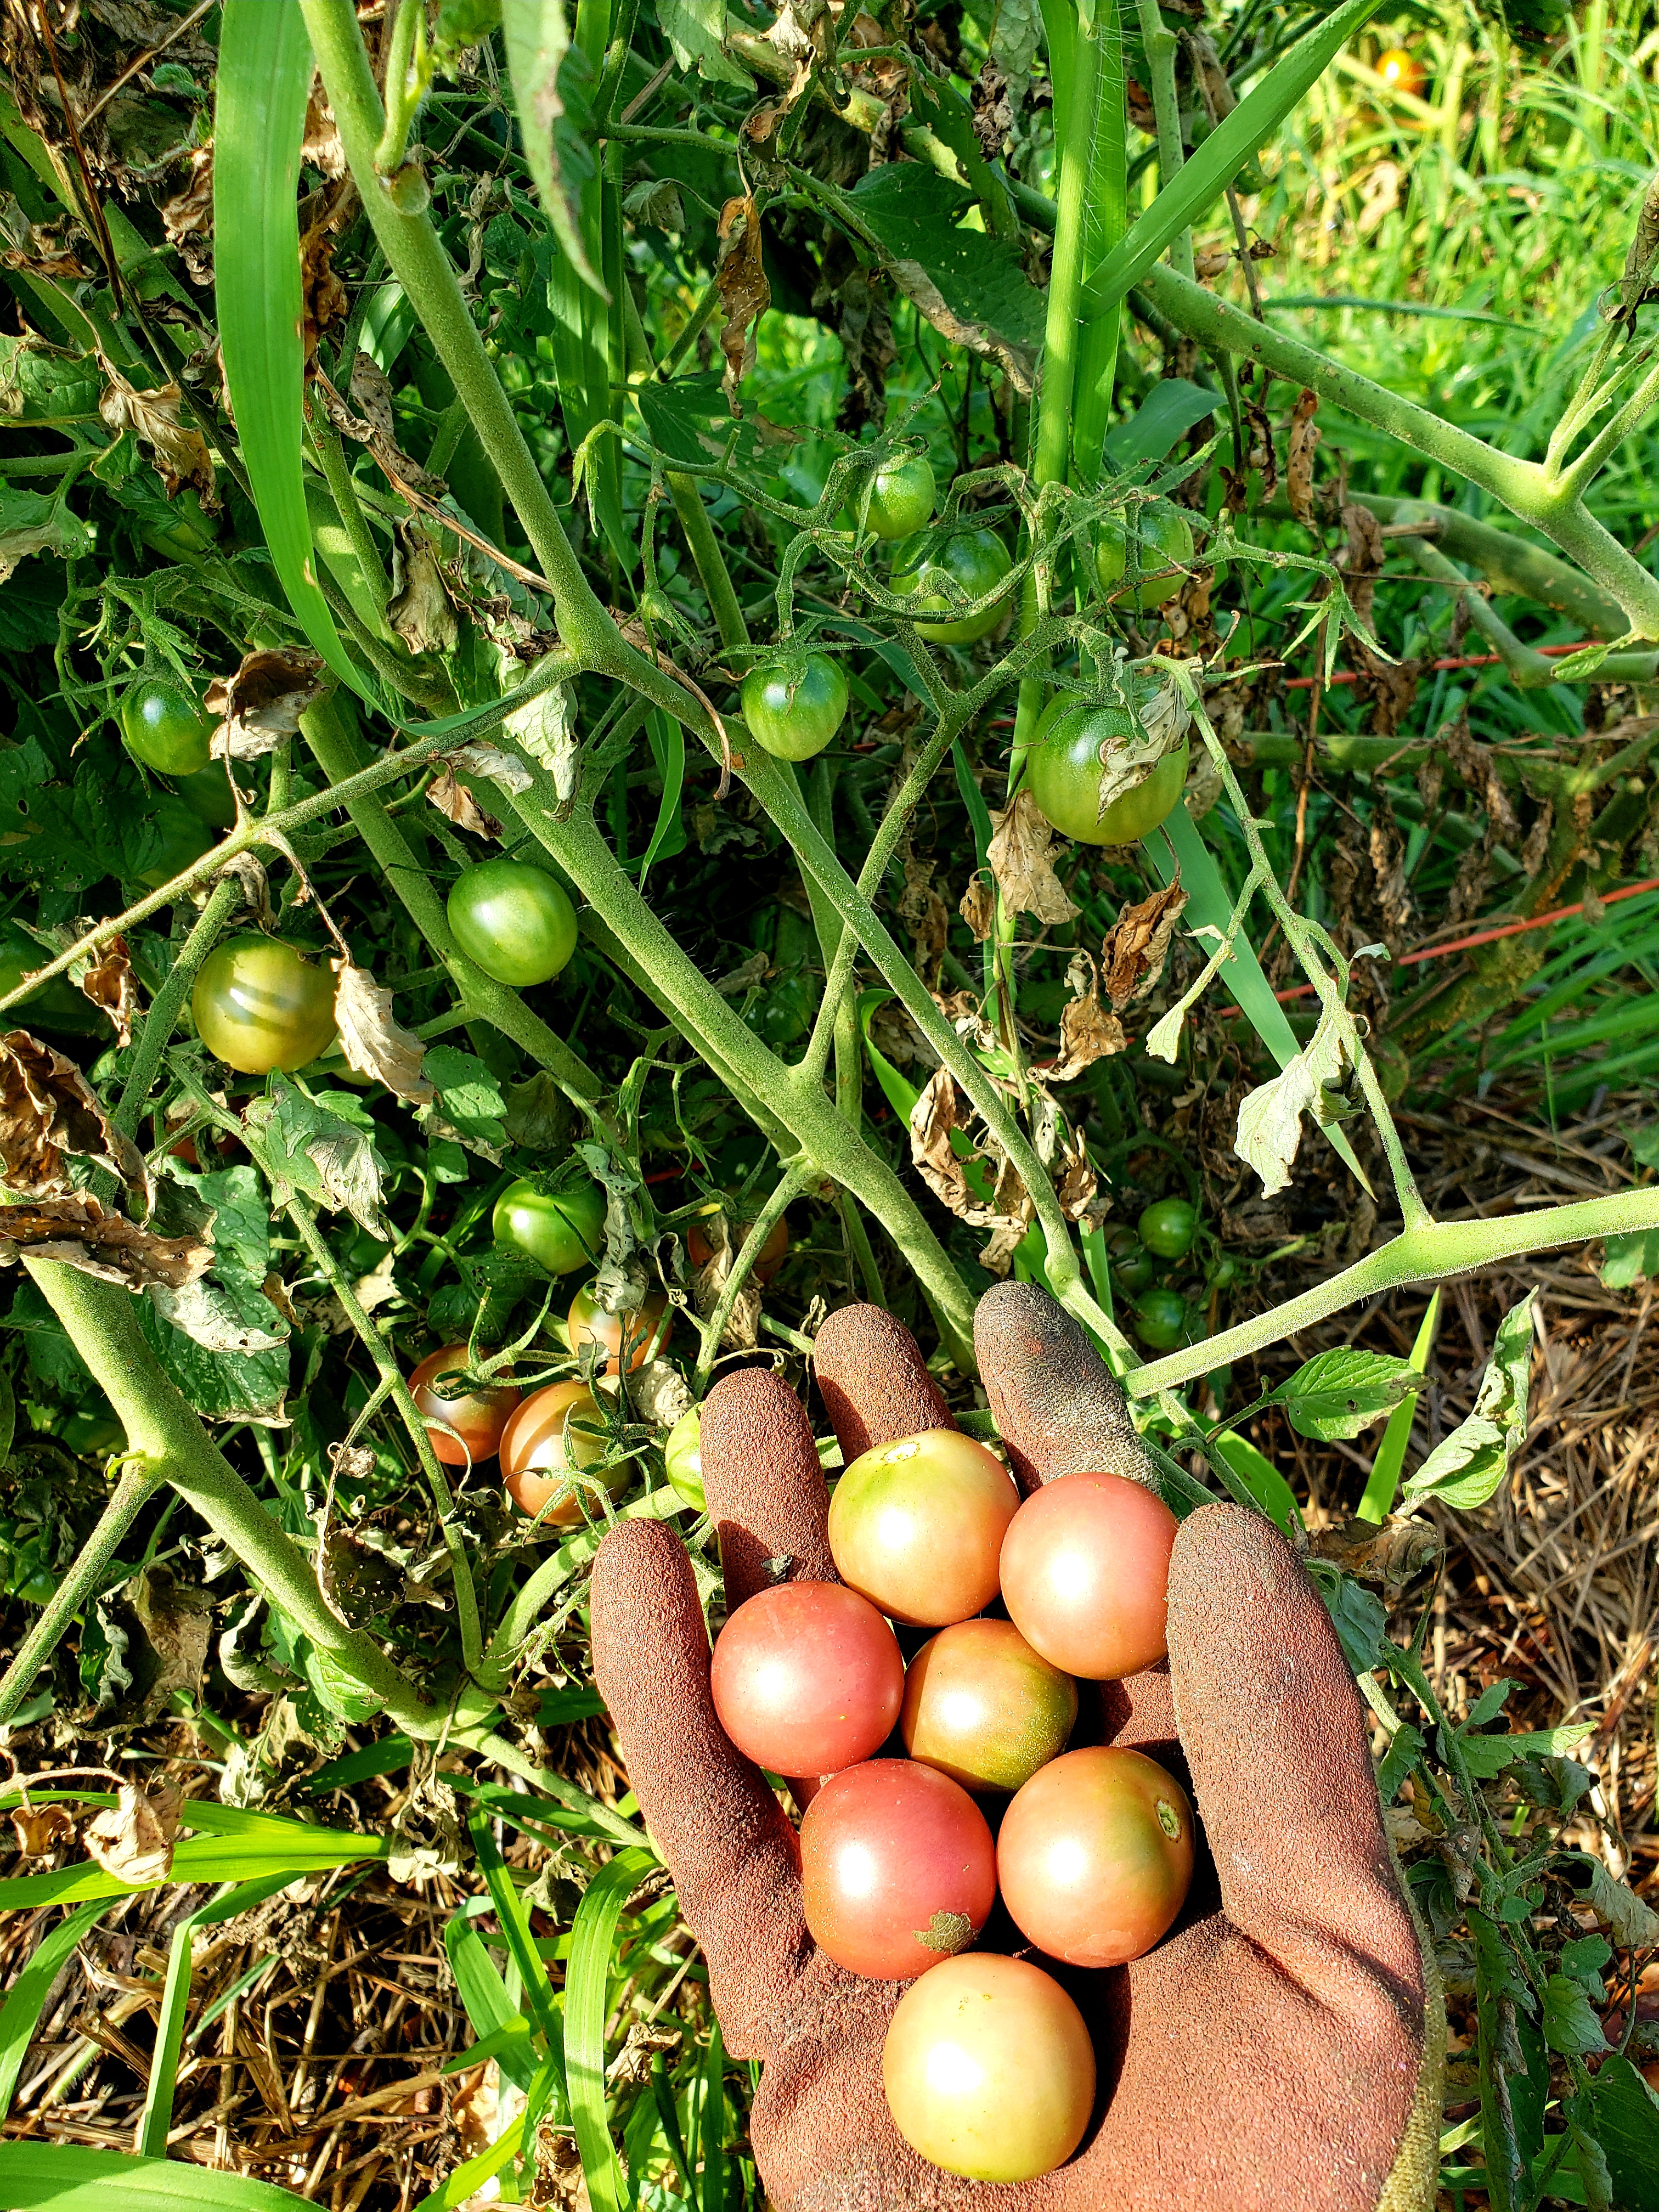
[999,1471,1177,1679]
[997,1745,1194,1968]
[800,1758,996,1980]
[499,1379,610,1523]
[408,1345,521,1468]
[900,1618,1077,1793]
[883,1953,1095,2181]
[685,1211,789,1283]
[1376,46,1426,98]
[191,935,337,1075]
[1025,697,1189,845]
[827,1429,1019,1627]
[567,1283,672,1374]
[709,1581,904,1777]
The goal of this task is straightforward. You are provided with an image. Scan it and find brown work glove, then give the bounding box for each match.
[590,1283,1443,2212]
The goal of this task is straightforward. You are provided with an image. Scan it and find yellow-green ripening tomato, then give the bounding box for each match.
[850,453,936,539]
[664,1404,704,1511]
[191,935,337,1075]
[447,857,579,988]
[740,652,849,761]
[1096,503,1195,609]
[1025,698,1189,845]
[890,528,1013,643]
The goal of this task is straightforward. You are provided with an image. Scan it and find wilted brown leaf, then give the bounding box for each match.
[689,1211,761,1352]
[0,1031,146,1198]
[428,765,502,840]
[0,1193,209,1290]
[716,196,770,415]
[1442,712,1520,840]
[160,144,213,285]
[1286,388,1320,527]
[959,875,995,941]
[12,1802,74,1856]
[206,648,327,760]
[333,962,433,1103]
[389,521,460,657]
[1100,881,1188,1009]
[300,220,349,365]
[98,362,215,504]
[1337,501,1386,629]
[899,854,949,971]
[1049,955,1126,1081]
[84,1779,183,1887]
[78,935,136,1046]
[1308,1515,1443,1599]
[301,77,347,177]
[987,791,1078,926]
[909,1066,972,1216]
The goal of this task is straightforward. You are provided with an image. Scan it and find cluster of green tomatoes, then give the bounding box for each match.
[1107,1197,1215,1355]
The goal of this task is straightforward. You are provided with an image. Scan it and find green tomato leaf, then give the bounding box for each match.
[419,1046,509,1156]
[0,486,95,582]
[1102,380,1221,470]
[843,165,1046,366]
[656,0,752,86]
[1600,1226,1659,1289]
[1543,1973,1607,2057]
[1305,1561,1387,1672]
[1463,1677,1517,1731]
[246,1076,391,1239]
[1559,1935,1612,2001]
[1273,1348,1423,1441]
[1585,2057,1659,2212]
[1404,1290,1536,1510]
[1458,1722,1595,1780]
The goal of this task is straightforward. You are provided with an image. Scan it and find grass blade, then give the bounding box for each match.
[0,1826,388,1911]
[466,1810,562,2044]
[1357,1290,1441,1525]
[1210,1429,1304,1539]
[0,1900,106,2119]
[699,2018,726,2212]
[1145,806,1373,1193]
[215,0,359,692]
[1080,0,1383,318]
[501,0,607,297]
[137,1875,294,2158]
[0,2143,307,2211]
[566,1845,653,2212]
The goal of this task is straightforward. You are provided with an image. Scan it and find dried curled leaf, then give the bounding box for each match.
[98,361,216,504]
[1049,954,1126,1081]
[987,791,1077,926]
[450,741,533,798]
[716,196,770,415]
[160,145,214,286]
[12,1803,74,1856]
[1234,1009,1350,1198]
[689,1212,761,1352]
[84,1779,183,1887]
[77,935,137,1046]
[0,1194,210,1290]
[333,962,434,1103]
[389,521,461,657]
[1286,387,1321,528]
[0,1031,147,1199]
[427,765,502,840]
[1100,881,1188,1010]
[959,876,996,942]
[207,649,327,761]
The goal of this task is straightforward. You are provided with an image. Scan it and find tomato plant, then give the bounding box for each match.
[899,1617,1077,1793]
[1138,1198,1199,1261]
[567,1283,671,1373]
[999,1472,1178,1680]
[800,1757,996,1980]
[499,1379,610,1522]
[709,1581,904,1778]
[493,1175,606,1275]
[1132,1287,1191,1351]
[191,935,337,1075]
[739,652,849,762]
[408,1346,521,1468]
[883,1954,1096,2182]
[889,528,1012,642]
[662,1404,703,1510]
[1096,502,1195,608]
[447,857,578,988]
[997,1746,1194,1968]
[119,675,213,777]
[851,453,935,539]
[1025,699,1189,845]
[827,1429,1019,1626]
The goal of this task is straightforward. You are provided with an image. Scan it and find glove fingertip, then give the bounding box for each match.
[812,1303,954,1459]
[703,1366,835,1603]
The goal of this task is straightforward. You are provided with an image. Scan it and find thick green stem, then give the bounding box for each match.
[1135,0,1194,282]
[1139,262,1659,641]
[0,1458,162,1725]
[115,877,241,1138]
[1130,1186,1659,1396]
[21,1261,437,1730]
[668,473,748,651]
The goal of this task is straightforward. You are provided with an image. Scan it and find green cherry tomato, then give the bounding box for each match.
[1138,1197,1199,1262]
[1025,697,1188,846]
[1096,503,1195,610]
[890,528,1012,644]
[664,1404,704,1511]
[852,453,936,539]
[492,1175,606,1275]
[120,676,215,777]
[740,652,849,762]
[176,768,238,830]
[447,857,578,988]
[0,918,107,1035]
[1104,1227,1156,1297]
[1132,1288,1190,1352]
[1209,1254,1242,1290]
[136,793,216,889]
[191,935,337,1075]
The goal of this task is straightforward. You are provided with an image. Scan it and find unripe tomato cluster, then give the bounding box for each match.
[1104,1197,1218,1355]
[709,1429,1194,2183]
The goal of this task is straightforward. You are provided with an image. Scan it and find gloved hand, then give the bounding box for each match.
[590,1283,1442,2212]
